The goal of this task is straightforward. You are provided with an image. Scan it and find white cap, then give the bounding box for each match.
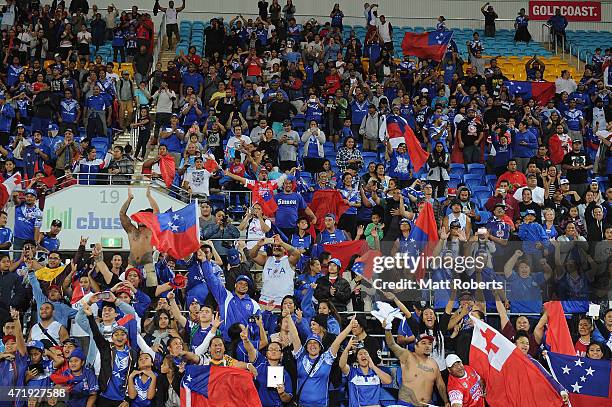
[445,354,462,369]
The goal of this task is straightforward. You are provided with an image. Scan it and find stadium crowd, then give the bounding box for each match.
[0,0,609,406]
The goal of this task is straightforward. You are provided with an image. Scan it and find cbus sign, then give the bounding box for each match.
[529,1,601,21]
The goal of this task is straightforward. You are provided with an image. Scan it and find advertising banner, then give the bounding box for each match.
[529,1,602,21]
[41,185,187,250]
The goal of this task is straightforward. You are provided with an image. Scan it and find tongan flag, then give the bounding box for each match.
[380,114,429,172]
[547,352,612,407]
[409,202,439,280]
[0,172,22,208]
[180,365,262,407]
[402,30,453,62]
[504,80,556,105]
[131,203,199,259]
[323,240,368,272]
[470,317,564,407]
[159,153,176,188]
[543,301,575,356]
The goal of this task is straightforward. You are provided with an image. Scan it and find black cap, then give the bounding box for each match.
[51,219,62,227]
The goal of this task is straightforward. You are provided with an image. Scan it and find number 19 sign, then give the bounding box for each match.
[41,185,188,250]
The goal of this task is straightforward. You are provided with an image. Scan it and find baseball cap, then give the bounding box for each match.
[112,325,129,335]
[27,340,45,351]
[329,258,342,268]
[115,286,133,298]
[459,290,474,300]
[24,188,38,197]
[523,209,536,217]
[421,88,429,93]
[493,202,507,210]
[51,219,62,227]
[417,333,435,343]
[62,338,80,346]
[48,284,62,293]
[324,213,336,221]
[236,274,253,286]
[449,220,461,228]
[227,248,241,266]
[445,354,462,368]
[305,334,323,347]
[2,335,15,343]
[16,123,24,128]
[560,178,570,185]
[399,217,411,224]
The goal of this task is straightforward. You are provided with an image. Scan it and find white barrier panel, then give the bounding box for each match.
[41,185,187,250]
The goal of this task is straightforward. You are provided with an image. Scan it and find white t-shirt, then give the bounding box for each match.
[260,255,295,306]
[166,8,178,25]
[184,168,212,196]
[77,31,92,44]
[225,135,252,161]
[246,217,272,249]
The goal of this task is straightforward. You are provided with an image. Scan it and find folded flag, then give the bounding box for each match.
[470,317,564,407]
[180,364,262,407]
[131,203,200,259]
[547,351,612,407]
[402,30,453,62]
[159,153,176,188]
[504,80,556,105]
[543,301,575,356]
[371,301,404,327]
[0,172,22,208]
[380,114,429,172]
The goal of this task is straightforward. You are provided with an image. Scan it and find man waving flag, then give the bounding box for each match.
[379,113,429,172]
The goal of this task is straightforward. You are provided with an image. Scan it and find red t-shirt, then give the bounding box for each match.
[229,162,245,177]
[575,338,589,357]
[246,57,263,77]
[447,365,485,407]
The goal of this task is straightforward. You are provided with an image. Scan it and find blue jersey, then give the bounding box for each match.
[294,347,335,407]
[505,271,545,314]
[101,348,130,401]
[41,234,60,252]
[182,72,204,94]
[254,355,294,407]
[61,98,79,123]
[0,226,13,246]
[339,187,360,215]
[14,204,43,240]
[0,103,15,132]
[86,94,108,112]
[346,366,383,407]
[64,367,99,407]
[6,65,23,87]
[275,192,307,229]
[351,100,369,126]
[131,373,156,406]
[563,108,583,131]
[389,151,411,180]
[318,229,347,245]
[305,100,323,123]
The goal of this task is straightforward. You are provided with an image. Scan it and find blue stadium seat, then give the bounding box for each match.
[467,163,486,178]
[362,152,378,162]
[463,173,484,185]
[449,163,465,178]
[292,115,306,132]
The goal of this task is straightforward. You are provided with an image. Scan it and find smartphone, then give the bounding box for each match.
[477,227,487,235]
[99,291,112,300]
[90,243,96,248]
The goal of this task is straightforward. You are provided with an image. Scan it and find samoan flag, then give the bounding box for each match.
[547,352,612,407]
[180,364,262,407]
[247,181,279,217]
[504,80,556,105]
[131,203,200,259]
[402,30,453,62]
[352,249,383,281]
[380,114,429,172]
[408,202,439,280]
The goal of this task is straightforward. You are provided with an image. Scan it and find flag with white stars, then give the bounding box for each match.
[401,30,454,62]
[547,351,612,406]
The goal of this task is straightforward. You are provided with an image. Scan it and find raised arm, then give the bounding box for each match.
[167,292,187,328]
[329,315,356,357]
[11,309,27,356]
[240,324,258,363]
[120,187,136,232]
[285,311,302,351]
[383,319,407,360]
[533,310,548,344]
[338,337,356,375]
[504,249,522,278]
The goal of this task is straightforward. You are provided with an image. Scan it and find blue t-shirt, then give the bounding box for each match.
[254,356,294,407]
[0,226,13,246]
[41,235,60,252]
[131,373,156,406]
[505,271,545,314]
[318,229,347,245]
[182,72,204,93]
[345,366,383,407]
[275,192,307,229]
[294,347,335,407]
[61,99,79,123]
[0,352,28,388]
[86,94,108,111]
[339,187,360,215]
[101,348,130,401]
[65,367,99,407]
[14,204,43,240]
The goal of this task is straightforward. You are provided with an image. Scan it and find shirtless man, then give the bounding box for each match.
[383,320,450,407]
[119,186,159,286]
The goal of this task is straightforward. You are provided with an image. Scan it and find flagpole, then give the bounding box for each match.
[543,352,573,407]
[194,197,200,245]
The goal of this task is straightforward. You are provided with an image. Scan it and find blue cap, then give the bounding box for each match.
[27,340,45,351]
[305,334,323,347]
[523,209,536,217]
[24,188,38,197]
[112,325,129,335]
[69,348,86,361]
[236,274,252,286]
[227,248,241,266]
[329,258,342,268]
[324,213,336,221]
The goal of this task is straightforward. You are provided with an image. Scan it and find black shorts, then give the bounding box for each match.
[166,23,179,38]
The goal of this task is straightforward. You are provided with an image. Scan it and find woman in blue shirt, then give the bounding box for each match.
[51,348,99,407]
[339,338,392,407]
[338,172,361,238]
[286,312,354,407]
[127,353,158,406]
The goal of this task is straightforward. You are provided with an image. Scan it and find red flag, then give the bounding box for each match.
[159,154,176,188]
[382,115,429,172]
[246,180,279,217]
[0,173,22,208]
[180,365,262,407]
[544,301,575,356]
[323,240,368,272]
[130,203,200,259]
[409,202,439,280]
[531,82,557,106]
[308,189,350,231]
[470,317,564,407]
[352,249,383,281]
[204,158,219,173]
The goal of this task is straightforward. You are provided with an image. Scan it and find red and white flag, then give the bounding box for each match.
[0,173,23,208]
[469,317,564,407]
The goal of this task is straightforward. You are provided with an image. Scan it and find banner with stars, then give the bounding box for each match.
[547,351,612,406]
